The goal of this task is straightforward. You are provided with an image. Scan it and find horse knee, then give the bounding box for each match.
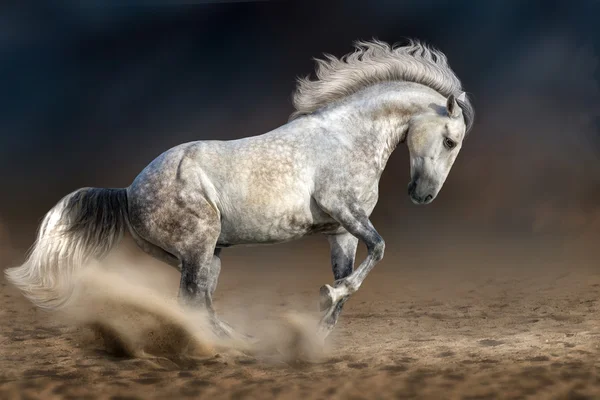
[371,239,385,262]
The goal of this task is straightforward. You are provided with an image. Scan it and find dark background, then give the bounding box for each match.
[1,1,599,271]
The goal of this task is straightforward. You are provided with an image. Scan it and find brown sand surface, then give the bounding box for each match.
[1,237,600,400]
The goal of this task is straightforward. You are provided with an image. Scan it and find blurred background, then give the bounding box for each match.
[0,0,598,276]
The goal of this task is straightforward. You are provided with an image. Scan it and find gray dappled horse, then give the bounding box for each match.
[6,40,474,341]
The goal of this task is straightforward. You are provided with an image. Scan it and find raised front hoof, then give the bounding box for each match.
[319,284,334,311]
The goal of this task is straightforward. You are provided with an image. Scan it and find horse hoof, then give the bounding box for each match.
[319,284,334,311]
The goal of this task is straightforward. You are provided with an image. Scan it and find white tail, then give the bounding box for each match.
[4,187,129,309]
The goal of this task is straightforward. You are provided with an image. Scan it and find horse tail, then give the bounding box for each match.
[4,187,129,309]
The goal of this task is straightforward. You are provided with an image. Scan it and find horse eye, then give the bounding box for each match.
[444,137,456,149]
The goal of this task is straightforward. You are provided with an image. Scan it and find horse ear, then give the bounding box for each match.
[446,94,461,118]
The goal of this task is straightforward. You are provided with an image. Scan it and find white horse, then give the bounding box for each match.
[6,39,474,341]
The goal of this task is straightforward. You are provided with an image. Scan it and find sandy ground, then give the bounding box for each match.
[1,238,600,400]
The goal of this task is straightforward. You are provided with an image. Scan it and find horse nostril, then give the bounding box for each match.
[407,182,416,195]
[425,194,433,202]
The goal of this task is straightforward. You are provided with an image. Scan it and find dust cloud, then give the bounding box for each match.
[52,238,325,366]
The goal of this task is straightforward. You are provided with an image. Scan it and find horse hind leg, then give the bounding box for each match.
[178,240,234,339]
[128,187,241,339]
[201,249,241,338]
[175,224,249,340]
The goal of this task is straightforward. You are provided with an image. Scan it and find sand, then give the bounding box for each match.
[1,237,600,400]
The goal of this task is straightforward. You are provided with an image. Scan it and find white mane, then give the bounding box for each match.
[291,39,474,132]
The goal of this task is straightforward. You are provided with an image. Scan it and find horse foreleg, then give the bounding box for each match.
[317,232,358,336]
[317,207,385,340]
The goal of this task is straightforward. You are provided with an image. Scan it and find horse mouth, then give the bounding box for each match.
[410,194,433,205]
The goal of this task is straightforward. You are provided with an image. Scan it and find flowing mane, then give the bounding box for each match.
[291,39,474,133]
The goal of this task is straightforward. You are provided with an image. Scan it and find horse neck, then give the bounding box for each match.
[316,83,439,172]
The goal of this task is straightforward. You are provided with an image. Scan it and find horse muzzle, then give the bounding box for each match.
[407,180,435,205]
